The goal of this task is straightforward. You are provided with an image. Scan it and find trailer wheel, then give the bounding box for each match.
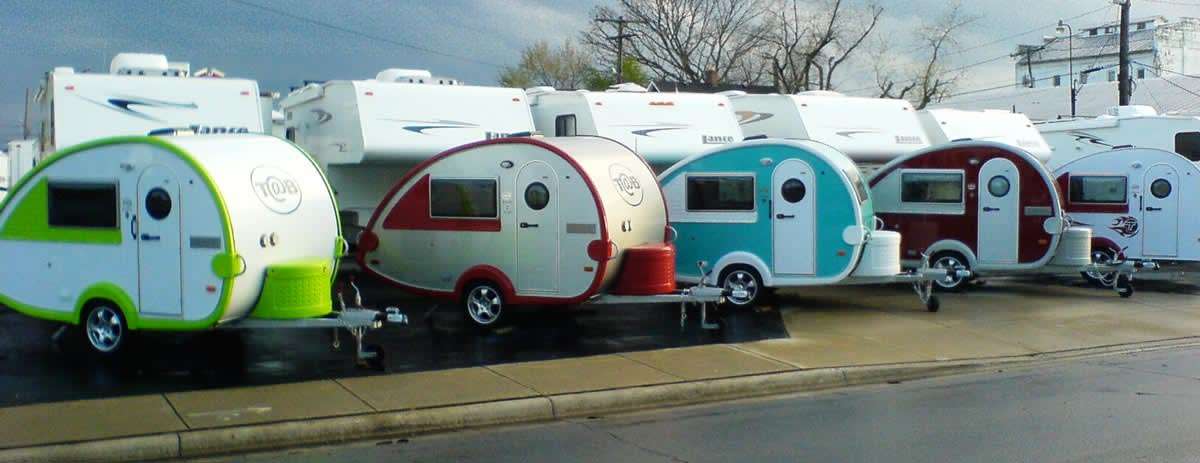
[82,302,127,355]
[1082,248,1119,288]
[463,282,505,327]
[930,252,970,292]
[1116,274,1134,298]
[719,266,762,308]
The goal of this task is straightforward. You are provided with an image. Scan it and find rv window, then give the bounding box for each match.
[1150,179,1172,199]
[1069,176,1127,204]
[285,127,297,142]
[842,168,870,203]
[47,182,119,229]
[555,115,577,137]
[1174,132,1200,161]
[430,178,498,218]
[524,182,550,210]
[686,176,755,211]
[900,172,963,204]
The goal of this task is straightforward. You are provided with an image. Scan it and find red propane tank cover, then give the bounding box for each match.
[611,243,677,296]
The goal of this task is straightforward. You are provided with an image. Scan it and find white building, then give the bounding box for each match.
[1014,16,1200,89]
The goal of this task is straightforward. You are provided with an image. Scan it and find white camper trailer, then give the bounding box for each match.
[0,150,8,202]
[0,135,399,362]
[30,53,264,156]
[526,84,744,171]
[6,139,37,186]
[1039,106,1200,168]
[281,69,535,233]
[727,91,931,166]
[917,108,1052,162]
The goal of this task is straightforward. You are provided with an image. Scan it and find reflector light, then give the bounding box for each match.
[65,85,75,91]
[365,91,374,96]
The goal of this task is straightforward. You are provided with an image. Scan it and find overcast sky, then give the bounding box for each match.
[1,0,1195,143]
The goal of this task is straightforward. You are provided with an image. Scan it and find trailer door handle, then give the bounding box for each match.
[1146,206,1162,211]
[140,234,161,241]
[776,214,794,219]
[519,222,539,228]
[982,207,999,212]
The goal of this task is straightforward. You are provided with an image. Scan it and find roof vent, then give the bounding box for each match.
[110,53,169,76]
[1106,105,1158,117]
[525,86,557,97]
[796,90,845,97]
[607,83,648,93]
[375,69,433,83]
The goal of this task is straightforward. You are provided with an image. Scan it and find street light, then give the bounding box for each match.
[1056,19,1077,118]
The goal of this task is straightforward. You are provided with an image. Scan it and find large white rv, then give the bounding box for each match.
[526,84,743,171]
[1038,106,1200,169]
[6,140,37,188]
[280,69,535,232]
[30,53,264,157]
[0,150,7,202]
[917,108,1052,162]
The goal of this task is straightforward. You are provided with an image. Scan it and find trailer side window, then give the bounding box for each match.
[47,182,119,229]
[1069,176,1127,204]
[430,178,498,218]
[686,176,755,211]
[1174,132,1200,162]
[900,172,963,204]
[555,115,577,137]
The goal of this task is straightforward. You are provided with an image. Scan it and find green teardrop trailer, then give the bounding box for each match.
[0,134,399,361]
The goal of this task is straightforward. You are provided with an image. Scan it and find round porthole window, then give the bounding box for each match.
[145,188,172,220]
[1151,179,1172,199]
[781,178,806,203]
[525,182,550,210]
[987,176,1011,197]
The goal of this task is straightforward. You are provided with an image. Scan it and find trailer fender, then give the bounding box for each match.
[74,283,137,329]
[1091,237,1125,260]
[923,240,978,269]
[711,252,771,287]
[454,265,517,302]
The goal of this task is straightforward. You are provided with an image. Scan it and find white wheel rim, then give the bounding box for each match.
[467,287,502,325]
[724,271,758,306]
[1086,251,1117,285]
[933,256,965,288]
[86,306,123,353]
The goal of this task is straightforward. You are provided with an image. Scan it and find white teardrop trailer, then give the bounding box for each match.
[358,136,728,328]
[0,135,404,366]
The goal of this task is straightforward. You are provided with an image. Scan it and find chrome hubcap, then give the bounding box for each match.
[723,271,758,306]
[86,306,123,352]
[933,256,966,288]
[1086,251,1117,285]
[467,286,502,325]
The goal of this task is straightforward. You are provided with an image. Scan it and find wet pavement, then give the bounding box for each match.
[0,280,788,407]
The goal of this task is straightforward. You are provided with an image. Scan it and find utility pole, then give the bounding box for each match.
[596,16,642,84]
[22,88,31,140]
[1117,0,1132,105]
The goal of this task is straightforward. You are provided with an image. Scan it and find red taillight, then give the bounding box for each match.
[359,230,380,253]
[240,90,250,96]
[587,239,614,261]
[365,91,374,96]
[65,85,75,91]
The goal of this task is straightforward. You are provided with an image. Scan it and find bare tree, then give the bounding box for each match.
[583,0,769,85]
[763,0,882,93]
[874,3,975,108]
[499,40,597,90]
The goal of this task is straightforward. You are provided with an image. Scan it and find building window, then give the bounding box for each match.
[1080,73,1089,85]
[900,171,964,204]
[686,175,755,211]
[1108,70,1117,82]
[48,182,119,229]
[1022,76,1032,87]
[1174,132,1200,162]
[430,178,498,218]
[1137,68,1146,79]
[555,115,577,137]
[1137,22,1146,30]
[1053,75,1062,87]
[1089,29,1097,36]
[1069,176,1127,204]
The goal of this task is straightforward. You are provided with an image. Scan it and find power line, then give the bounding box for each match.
[1142,0,1200,6]
[222,0,507,69]
[945,4,1112,58]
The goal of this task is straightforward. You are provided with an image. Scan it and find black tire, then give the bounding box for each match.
[1082,248,1119,288]
[81,302,128,355]
[930,251,970,292]
[719,266,764,308]
[1116,274,1134,298]
[462,281,506,327]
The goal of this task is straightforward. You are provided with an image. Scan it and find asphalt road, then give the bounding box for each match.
[0,279,788,407]
[211,345,1200,463]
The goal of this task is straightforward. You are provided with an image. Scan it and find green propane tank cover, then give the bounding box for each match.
[250,258,334,320]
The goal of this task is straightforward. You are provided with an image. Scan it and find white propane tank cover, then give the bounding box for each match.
[375,68,433,83]
[607,82,648,92]
[110,53,169,75]
[1106,105,1158,117]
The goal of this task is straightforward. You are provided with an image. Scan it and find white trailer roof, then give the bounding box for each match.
[917,108,1052,162]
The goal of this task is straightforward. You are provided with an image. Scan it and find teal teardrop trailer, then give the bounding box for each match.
[658,139,963,311]
[0,135,401,362]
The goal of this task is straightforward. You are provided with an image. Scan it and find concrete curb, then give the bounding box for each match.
[4,337,1199,463]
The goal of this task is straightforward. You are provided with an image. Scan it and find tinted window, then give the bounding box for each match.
[1151,179,1172,199]
[524,182,550,210]
[780,179,806,203]
[555,115,577,137]
[1069,176,1127,204]
[900,172,963,203]
[430,179,498,218]
[687,176,754,211]
[145,188,172,220]
[987,176,1011,197]
[48,183,119,229]
[1174,132,1200,162]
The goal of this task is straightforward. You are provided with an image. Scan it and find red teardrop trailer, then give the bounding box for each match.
[357,136,724,327]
